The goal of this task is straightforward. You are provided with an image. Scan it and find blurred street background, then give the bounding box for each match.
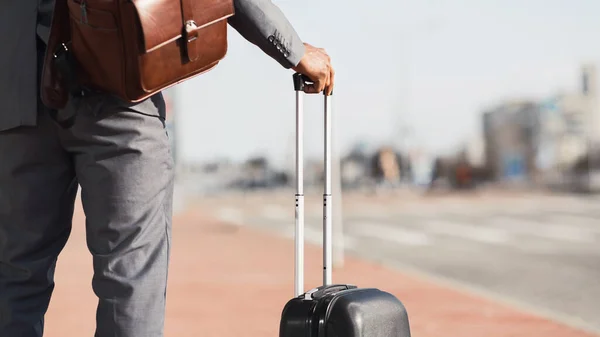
[45,0,600,336]
[186,188,600,332]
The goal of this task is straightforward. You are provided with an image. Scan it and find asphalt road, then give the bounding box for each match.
[194,189,600,334]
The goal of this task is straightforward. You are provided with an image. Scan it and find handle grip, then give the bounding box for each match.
[293,73,311,92]
[292,73,333,95]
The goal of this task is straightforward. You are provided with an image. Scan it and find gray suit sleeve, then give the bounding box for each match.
[227,0,305,69]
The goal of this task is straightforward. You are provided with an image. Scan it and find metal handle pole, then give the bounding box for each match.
[292,73,334,290]
[293,75,305,297]
[323,94,333,286]
[332,101,345,269]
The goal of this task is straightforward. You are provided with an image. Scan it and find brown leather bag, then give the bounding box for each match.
[41,0,234,111]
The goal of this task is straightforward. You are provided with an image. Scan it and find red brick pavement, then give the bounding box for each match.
[43,198,598,337]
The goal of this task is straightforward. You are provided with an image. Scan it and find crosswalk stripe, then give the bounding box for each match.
[351,222,432,246]
[424,220,511,244]
[490,217,598,243]
[245,204,599,247]
[301,227,359,250]
[548,215,600,233]
[261,204,289,220]
[215,207,245,226]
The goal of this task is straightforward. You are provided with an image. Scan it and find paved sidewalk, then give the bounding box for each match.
[43,198,598,337]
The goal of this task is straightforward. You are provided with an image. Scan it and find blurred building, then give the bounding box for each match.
[408,148,435,186]
[482,64,599,187]
[465,134,485,168]
[482,100,540,182]
[536,65,598,184]
[340,145,371,188]
[378,146,401,183]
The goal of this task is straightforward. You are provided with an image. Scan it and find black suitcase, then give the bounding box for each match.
[279,74,412,337]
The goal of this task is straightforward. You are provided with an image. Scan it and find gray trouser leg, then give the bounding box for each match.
[0,112,78,337]
[60,93,174,337]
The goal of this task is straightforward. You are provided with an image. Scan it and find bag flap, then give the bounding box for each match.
[132,0,234,53]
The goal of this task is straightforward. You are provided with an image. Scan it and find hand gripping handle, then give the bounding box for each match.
[293,73,333,95]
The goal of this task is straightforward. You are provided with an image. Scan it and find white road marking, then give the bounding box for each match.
[261,204,289,220]
[491,217,597,243]
[279,225,359,251]
[215,207,245,226]
[549,215,600,234]
[251,200,600,247]
[425,220,511,244]
[351,222,432,246]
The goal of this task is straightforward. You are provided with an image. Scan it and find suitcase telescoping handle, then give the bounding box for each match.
[293,73,333,297]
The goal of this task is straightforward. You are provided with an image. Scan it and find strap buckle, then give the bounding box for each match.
[183,20,200,62]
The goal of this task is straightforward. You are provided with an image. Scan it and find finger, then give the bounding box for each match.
[305,77,326,94]
[323,68,331,94]
[327,67,335,96]
[315,77,326,93]
[303,84,319,94]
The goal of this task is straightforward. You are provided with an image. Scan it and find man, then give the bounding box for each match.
[0,0,334,336]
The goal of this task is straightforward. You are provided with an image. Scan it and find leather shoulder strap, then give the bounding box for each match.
[180,0,200,62]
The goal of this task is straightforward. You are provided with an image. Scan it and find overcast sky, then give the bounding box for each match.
[169,0,600,169]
